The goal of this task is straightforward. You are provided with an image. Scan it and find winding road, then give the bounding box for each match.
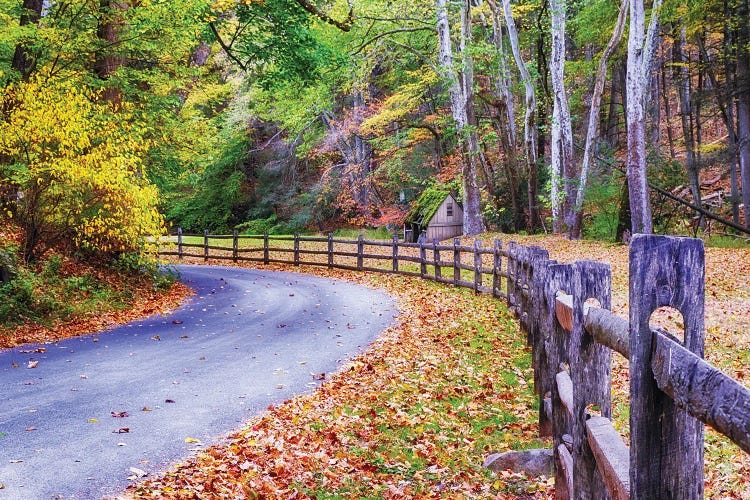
[0,265,397,499]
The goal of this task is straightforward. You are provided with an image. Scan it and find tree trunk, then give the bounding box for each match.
[626,0,661,234]
[11,0,44,80]
[487,0,523,230]
[95,0,128,103]
[570,0,629,238]
[501,0,540,231]
[675,27,702,216]
[436,0,485,236]
[737,0,750,228]
[550,0,575,235]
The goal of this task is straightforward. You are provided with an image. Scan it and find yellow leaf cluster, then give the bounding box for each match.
[0,78,164,256]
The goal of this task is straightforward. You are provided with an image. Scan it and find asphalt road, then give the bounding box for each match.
[0,265,397,499]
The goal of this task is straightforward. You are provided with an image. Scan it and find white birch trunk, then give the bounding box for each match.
[626,0,661,234]
[501,0,540,229]
[436,0,485,236]
[549,0,573,234]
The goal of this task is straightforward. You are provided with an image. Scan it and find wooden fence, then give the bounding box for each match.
[159,230,750,498]
[159,229,507,296]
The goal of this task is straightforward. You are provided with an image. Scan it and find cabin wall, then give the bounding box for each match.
[425,196,463,241]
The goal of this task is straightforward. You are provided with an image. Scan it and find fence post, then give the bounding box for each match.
[203,229,209,261]
[543,263,576,498]
[433,239,441,280]
[419,241,427,277]
[473,239,482,293]
[492,239,502,297]
[568,261,612,498]
[629,235,705,499]
[392,234,399,272]
[506,241,517,311]
[328,233,334,269]
[232,229,238,262]
[177,227,183,260]
[263,231,269,265]
[453,237,460,285]
[294,233,300,266]
[530,256,556,437]
[357,234,364,271]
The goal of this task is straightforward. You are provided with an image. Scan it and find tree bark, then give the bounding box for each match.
[625,0,661,234]
[95,0,128,103]
[11,0,44,80]
[737,0,750,228]
[436,0,486,236]
[501,0,540,231]
[487,0,523,230]
[549,0,574,235]
[675,26,702,216]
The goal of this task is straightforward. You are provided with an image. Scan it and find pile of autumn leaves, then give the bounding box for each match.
[128,236,750,499]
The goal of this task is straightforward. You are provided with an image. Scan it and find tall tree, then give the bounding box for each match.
[549,0,573,234]
[11,0,44,80]
[436,0,485,236]
[501,0,541,230]
[737,0,750,228]
[570,0,629,239]
[625,0,662,234]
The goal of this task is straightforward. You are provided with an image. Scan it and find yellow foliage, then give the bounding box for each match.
[360,67,438,136]
[0,78,164,259]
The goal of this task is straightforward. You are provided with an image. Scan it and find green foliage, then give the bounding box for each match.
[583,173,622,241]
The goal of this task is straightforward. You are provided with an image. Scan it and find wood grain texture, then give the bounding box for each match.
[629,234,704,500]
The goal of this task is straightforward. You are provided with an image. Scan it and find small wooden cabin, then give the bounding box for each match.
[404,191,463,242]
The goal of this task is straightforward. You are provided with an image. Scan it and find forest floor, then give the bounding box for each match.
[121,233,749,499]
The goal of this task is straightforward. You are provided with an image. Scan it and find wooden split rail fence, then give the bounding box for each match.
[159,230,749,498]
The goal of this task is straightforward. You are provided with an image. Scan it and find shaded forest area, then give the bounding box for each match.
[1,0,750,267]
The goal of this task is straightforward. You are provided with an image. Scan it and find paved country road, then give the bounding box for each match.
[0,265,397,499]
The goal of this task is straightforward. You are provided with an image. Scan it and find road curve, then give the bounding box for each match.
[0,265,397,499]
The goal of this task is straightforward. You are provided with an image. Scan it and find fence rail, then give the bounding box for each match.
[158,230,749,498]
[159,229,508,297]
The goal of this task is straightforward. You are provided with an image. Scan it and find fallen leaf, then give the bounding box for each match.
[111,411,129,418]
[129,467,147,478]
[87,418,99,423]
[142,407,152,412]
[172,320,183,325]
[11,363,18,368]
[27,360,38,369]
[165,399,175,403]
[25,426,37,431]
[312,372,326,380]
[113,428,130,434]
[185,437,201,444]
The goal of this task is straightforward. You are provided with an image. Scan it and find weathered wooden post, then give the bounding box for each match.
[506,241,518,311]
[543,263,576,499]
[293,233,300,266]
[530,256,556,437]
[177,227,183,260]
[357,234,364,271]
[392,234,399,272]
[473,239,482,293]
[433,239,441,280]
[232,229,238,262]
[453,237,461,285]
[203,229,209,261]
[327,233,334,269]
[629,235,705,499]
[492,239,502,297]
[419,241,427,277]
[561,261,612,499]
[263,231,269,265]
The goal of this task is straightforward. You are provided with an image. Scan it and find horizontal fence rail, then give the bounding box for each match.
[159,229,508,298]
[158,230,749,498]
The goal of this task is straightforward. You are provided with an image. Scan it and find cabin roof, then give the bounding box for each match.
[406,189,461,226]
